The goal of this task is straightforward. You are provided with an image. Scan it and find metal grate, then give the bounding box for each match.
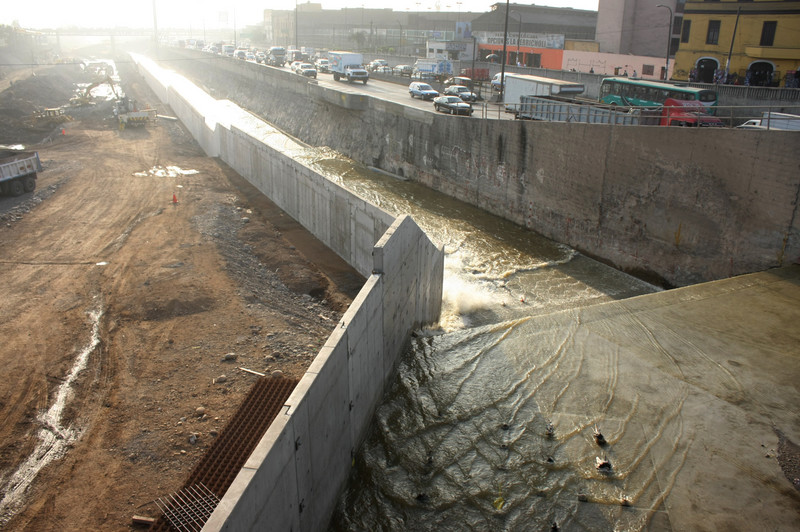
[149,377,299,531]
[153,483,220,532]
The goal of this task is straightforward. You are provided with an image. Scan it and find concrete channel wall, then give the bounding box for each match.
[153,48,800,287]
[131,54,444,531]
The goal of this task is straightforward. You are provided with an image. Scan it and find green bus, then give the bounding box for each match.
[599,77,718,113]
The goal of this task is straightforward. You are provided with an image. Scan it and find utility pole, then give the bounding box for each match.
[725,7,742,76]
[656,4,673,80]
[499,0,510,101]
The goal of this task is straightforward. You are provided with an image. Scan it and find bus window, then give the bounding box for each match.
[698,91,716,102]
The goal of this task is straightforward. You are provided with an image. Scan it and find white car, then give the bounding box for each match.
[491,73,505,91]
[290,61,303,72]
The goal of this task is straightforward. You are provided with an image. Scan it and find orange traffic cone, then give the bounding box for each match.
[61,128,66,135]
[172,193,178,204]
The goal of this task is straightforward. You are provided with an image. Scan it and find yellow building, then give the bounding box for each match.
[673,0,800,87]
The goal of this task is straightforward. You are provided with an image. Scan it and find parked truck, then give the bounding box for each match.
[517,95,724,127]
[0,150,41,196]
[503,73,585,115]
[737,111,800,131]
[328,51,369,84]
[414,58,453,78]
[267,46,287,67]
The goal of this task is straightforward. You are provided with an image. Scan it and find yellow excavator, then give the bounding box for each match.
[70,75,119,106]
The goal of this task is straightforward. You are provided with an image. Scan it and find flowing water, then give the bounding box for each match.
[297,152,679,530]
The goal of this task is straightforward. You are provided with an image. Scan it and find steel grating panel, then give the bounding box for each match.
[149,377,298,531]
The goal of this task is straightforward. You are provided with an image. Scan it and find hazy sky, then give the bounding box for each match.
[2,1,599,30]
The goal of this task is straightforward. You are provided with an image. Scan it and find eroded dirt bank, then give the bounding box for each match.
[0,50,362,530]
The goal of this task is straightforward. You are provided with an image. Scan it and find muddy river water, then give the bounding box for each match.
[294,152,724,530]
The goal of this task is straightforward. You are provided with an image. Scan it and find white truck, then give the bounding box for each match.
[503,73,585,115]
[328,51,369,84]
[414,58,453,78]
[737,111,800,131]
[0,150,41,196]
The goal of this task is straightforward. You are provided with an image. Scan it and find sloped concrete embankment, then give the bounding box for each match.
[132,54,444,531]
[154,48,800,287]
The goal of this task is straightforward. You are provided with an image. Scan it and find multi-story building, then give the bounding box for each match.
[672,0,800,86]
[596,0,681,62]
[469,3,597,69]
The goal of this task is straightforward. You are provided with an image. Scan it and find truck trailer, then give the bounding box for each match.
[503,73,585,115]
[0,150,41,196]
[328,51,369,84]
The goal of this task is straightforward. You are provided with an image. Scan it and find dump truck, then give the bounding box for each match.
[116,96,157,129]
[328,51,369,84]
[0,150,41,196]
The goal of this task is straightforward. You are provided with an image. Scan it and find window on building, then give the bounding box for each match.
[681,19,691,42]
[706,20,720,45]
[642,65,655,76]
[760,21,777,46]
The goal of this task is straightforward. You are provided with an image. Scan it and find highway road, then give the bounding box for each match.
[270,62,511,120]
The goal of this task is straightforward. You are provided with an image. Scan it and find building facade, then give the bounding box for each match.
[596,0,682,61]
[672,0,800,86]
[469,3,597,69]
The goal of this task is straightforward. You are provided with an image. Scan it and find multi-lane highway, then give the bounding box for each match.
[271,62,509,119]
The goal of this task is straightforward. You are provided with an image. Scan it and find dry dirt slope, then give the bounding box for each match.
[0,53,362,530]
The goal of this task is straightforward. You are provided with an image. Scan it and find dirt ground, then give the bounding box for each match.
[0,52,362,530]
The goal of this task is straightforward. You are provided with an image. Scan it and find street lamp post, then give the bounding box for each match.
[499,0,510,101]
[510,11,522,66]
[657,4,673,80]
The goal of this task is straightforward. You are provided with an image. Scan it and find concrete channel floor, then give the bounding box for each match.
[521,263,800,530]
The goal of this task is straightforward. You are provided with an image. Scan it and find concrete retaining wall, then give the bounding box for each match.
[131,54,443,531]
[153,48,800,287]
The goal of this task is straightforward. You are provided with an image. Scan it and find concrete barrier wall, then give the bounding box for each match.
[130,54,443,531]
[154,48,800,287]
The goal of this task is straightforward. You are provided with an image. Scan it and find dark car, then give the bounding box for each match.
[433,95,473,116]
[444,85,478,102]
[296,63,317,78]
[409,82,439,100]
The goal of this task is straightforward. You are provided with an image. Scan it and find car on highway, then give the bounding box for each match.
[256,52,266,64]
[444,85,478,102]
[368,59,389,71]
[409,82,439,100]
[290,60,303,72]
[246,52,256,62]
[433,95,474,116]
[411,71,437,82]
[372,65,393,74]
[393,64,413,77]
[491,72,506,91]
[316,58,330,72]
[296,63,318,78]
[443,76,472,88]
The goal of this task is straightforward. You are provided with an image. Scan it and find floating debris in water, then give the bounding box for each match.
[593,425,606,446]
[595,456,612,472]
